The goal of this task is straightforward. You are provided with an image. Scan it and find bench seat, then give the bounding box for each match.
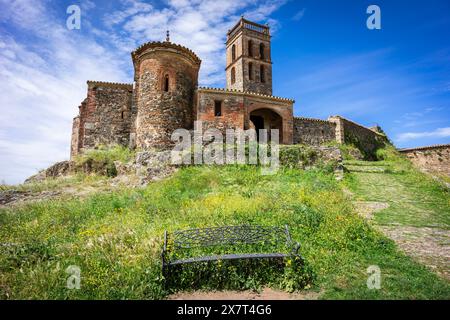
[168,252,289,266]
[161,225,301,279]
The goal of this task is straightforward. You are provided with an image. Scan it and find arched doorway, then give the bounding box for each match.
[249,108,283,143]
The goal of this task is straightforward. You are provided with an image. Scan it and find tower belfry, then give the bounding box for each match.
[225,17,273,95]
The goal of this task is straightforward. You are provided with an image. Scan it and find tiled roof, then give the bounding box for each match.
[132,41,201,65]
[198,87,294,103]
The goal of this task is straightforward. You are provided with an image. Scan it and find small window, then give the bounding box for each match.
[232,44,236,61]
[121,111,124,119]
[248,62,253,80]
[260,65,265,83]
[214,100,222,117]
[248,40,253,57]
[259,43,265,60]
[164,75,169,92]
[231,67,236,84]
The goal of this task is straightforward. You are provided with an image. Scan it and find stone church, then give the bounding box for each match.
[71,17,386,159]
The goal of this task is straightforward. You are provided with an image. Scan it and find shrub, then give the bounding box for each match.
[74,144,135,177]
[279,145,317,169]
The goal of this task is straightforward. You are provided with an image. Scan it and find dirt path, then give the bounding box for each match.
[167,288,321,300]
[379,225,450,280]
[347,161,450,281]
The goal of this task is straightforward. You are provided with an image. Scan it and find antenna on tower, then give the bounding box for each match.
[166,30,170,42]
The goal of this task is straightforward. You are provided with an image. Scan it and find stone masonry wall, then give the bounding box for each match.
[400,144,450,176]
[293,117,336,145]
[71,82,133,158]
[70,116,80,159]
[329,116,387,159]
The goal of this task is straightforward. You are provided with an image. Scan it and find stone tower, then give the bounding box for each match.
[225,17,272,95]
[132,37,201,150]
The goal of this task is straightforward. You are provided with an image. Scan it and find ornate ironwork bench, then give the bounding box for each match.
[161,225,300,276]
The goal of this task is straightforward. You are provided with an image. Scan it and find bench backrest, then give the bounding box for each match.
[171,225,291,249]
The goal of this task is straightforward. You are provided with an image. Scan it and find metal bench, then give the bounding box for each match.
[161,225,300,276]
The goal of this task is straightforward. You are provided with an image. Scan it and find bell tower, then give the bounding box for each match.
[226,17,272,95]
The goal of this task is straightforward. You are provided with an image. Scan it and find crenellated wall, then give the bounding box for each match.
[400,144,450,176]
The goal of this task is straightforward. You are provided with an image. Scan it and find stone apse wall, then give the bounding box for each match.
[132,41,201,150]
[399,144,450,176]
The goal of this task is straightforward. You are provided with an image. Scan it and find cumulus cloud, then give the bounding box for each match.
[396,127,450,142]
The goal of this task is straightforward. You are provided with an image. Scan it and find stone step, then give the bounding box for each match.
[343,160,390,167]
[344,165,387,173]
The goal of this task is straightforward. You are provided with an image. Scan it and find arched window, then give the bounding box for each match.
[260,65,265,83]
[214,100,222,117]
[231,44,236,62]
[231,67,236,84]
[163,75,169,92]
[248,40,253,57]
[248,62,253,80]
[259,43,265,60]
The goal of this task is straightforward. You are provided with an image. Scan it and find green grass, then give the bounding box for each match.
[343,150,450,228]
[74,144,135,165]
[1,163,449,299]
[0,174,108,193]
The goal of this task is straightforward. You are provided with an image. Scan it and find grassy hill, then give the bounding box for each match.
[0,147,449,299]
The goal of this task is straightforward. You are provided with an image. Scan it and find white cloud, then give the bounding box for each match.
[292,8,306,21]
[0,0,130,184]
[109,0,286,85]
[396,127,450,142]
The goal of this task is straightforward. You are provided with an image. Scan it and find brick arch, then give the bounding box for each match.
[248,107,283,143]
[246,104,293,144]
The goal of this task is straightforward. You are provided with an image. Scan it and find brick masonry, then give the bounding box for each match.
[399,144,450,176]
[197,88,294,144]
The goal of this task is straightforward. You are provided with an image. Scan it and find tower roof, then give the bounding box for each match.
[131,41,201,66]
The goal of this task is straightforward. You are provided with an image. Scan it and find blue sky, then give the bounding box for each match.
[0,0,449,184]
